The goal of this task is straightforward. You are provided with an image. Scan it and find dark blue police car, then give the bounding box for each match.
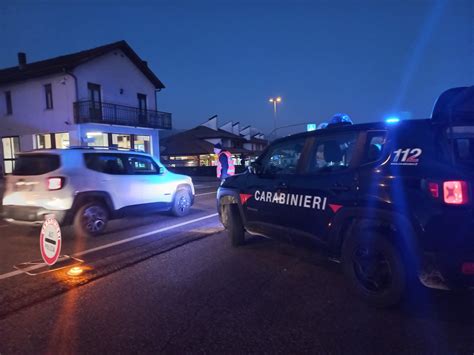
[217,86,474,307]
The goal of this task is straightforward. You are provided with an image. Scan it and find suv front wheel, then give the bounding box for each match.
[73,202,109,238]
[225,204,245,247]
[342,229,408,307]
[170,188,192,217]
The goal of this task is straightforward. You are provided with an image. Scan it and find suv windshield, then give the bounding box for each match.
[13,154,60,176]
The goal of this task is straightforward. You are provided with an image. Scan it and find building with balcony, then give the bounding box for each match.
[160,115,267,170]
[0,40,171,173]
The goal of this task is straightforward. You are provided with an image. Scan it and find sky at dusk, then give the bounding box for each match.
[0,0,472,135]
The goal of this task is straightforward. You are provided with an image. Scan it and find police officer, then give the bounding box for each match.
[214,143,235,181]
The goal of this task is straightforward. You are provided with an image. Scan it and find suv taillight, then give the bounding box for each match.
[47,177,65,191]
[427,180,469,205]
[443,181,468,205]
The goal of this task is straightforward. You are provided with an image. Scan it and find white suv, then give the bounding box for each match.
[2,148,195,237]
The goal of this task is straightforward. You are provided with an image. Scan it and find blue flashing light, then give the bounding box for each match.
[330,113,353,125]
[386,117,400,124]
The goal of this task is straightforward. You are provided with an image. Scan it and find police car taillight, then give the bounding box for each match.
[47,177,64,191]
[443,181,468,205]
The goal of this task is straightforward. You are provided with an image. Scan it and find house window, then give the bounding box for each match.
[35,133,70,149]
[55,133,70,149]
[2,136,20,174]
[5,91,12,115]
[36,134,53,149]
[44,84,53,109]
[88,83,101,103]
[137,94,147,112]
[137,94,147,124]
[134,135,151,153]
[87,83,102,120]
[112,134,131,149]
[86,132,108,147]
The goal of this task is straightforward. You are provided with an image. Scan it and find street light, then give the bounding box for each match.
[269,96,282,134]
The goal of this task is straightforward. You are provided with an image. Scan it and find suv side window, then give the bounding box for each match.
[363,131,387,164]
[84,153,127,175]
[308,132,358,173]
[127,155,159,174]
[259,137,306,175]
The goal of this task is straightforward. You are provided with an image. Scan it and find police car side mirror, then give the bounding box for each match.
[248,162,261,175]
[158,166,165,174]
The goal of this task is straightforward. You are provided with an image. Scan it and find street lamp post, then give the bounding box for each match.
[269,96,282,136]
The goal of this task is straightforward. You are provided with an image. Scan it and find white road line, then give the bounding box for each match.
[0,225,8,228]
[0,213,219,281]
[195,191,216,197]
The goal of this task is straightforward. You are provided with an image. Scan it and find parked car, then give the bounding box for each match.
[217,86,474,307]
[2,147,195,237]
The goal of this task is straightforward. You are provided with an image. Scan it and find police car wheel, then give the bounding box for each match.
[342,230,407,308]
[73,202,109,238]
[170,189,192,217]
[226,204,245,247]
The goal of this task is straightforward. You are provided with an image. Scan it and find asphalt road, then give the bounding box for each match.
[1,179,474,354]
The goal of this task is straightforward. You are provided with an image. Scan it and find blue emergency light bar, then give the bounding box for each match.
[386,117,400,124]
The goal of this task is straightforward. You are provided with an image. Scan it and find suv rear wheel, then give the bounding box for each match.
[342,229,407,307]
[170,188,192,217]
[73,202,109,238]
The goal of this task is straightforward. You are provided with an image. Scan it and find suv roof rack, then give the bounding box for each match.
[67,146,146,153]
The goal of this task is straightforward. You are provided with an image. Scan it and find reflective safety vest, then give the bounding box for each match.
[217,151,235,178]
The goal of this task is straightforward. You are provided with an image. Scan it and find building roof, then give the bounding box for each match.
[189,126,246,140]
[0,40,165,89]
[161,134,215,155]
[161,126,252,156]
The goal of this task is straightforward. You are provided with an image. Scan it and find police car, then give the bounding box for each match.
[217,86,474,307]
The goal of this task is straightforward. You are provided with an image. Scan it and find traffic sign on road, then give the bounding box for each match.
[40,215,62,266]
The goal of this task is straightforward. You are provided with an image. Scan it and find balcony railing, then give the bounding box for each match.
[74,100,172,129]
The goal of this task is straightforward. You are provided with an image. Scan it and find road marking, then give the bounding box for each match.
[0,225,9,228]
[0,213,219,281]
[195,191,216,197]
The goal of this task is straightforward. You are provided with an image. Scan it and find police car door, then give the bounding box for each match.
[244,136,309,238]
[286,130,361,244]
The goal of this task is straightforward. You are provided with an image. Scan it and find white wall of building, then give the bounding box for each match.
[0,73,76,138]
[73,50,157,110]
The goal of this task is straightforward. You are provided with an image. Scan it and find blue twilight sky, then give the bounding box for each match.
[0,0,472,134]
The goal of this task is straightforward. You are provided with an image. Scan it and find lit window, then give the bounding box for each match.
[55,133,70,149]
[36,134,52,149]
[2,136,20,174]
[134,135,151,153]
[87,132,108,147]
[112,134,131,149]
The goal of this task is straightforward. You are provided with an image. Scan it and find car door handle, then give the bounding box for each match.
[331,183,350,192]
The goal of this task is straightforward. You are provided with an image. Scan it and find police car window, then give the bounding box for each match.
[309,132,357,173]
[448,126,474,167]
[127,155,159,174]
[260,138,306,175]
[84,154,127,175]
[363,132,387,164]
